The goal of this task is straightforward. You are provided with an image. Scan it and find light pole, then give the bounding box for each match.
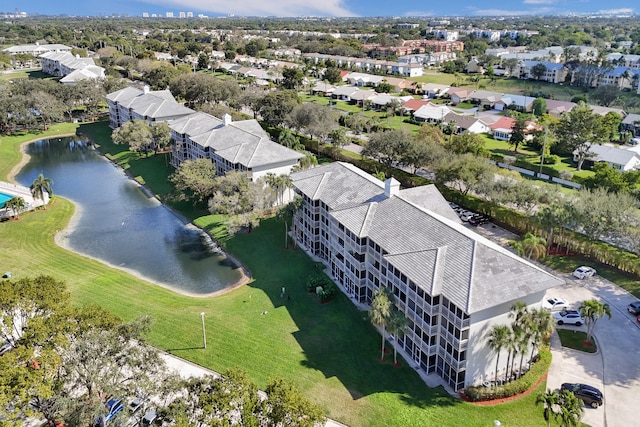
[200,312,207,349]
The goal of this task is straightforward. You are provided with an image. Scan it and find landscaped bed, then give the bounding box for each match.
[556,329,598,353]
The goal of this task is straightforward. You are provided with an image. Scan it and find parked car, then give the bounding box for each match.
[553,309,584,326]
[141,408,157,427]
[627,301,640,316]
[573,266,596,279]
[128,396,145,415]
[561,383,604,408]
[543,297,569,312]
[94,398,124,427]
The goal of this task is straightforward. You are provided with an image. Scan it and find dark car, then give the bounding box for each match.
[561,383,603,408]
[628,301,640,316]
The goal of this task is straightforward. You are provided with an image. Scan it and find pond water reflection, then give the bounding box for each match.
[16,136,243,295]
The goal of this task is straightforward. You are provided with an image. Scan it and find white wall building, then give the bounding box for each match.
[291,162,563,390]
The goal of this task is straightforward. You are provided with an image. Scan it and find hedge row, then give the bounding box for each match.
[463,349,551,402]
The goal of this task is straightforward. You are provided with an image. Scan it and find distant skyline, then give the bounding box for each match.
[11,0,638,19]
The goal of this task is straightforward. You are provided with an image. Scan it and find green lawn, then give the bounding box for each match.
[0,122,564,426]
[556,330,597,353]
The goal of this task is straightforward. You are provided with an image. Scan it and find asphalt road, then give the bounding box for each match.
[545,274,640,427]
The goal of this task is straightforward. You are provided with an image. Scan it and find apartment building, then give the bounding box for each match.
[106,86,303,182]
[291,162,563,390]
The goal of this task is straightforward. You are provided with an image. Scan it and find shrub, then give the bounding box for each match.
[306,276,338,302]
[463,348,551,401]
[543,155,559,165]
[558,170,574,181]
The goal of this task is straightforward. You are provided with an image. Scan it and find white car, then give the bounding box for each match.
[543,297,568,311]
[554,310,584,326]
[573,266,596,279]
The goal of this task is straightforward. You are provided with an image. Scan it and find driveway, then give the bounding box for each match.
[544,274,640,427]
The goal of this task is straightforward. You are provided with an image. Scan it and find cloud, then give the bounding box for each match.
[471,7,553,16]
[523,0,556,4]
[597,8,634,14]
[139,0,355,17]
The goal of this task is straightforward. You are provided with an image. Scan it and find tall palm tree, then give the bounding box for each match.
[520,232,547,261]
[369,288,393,361]
[579,299,612,343]
[486,324,509,385]
[557,389,584,427]
[388,310,409,366]
[529,308,554,365]
[30,173,53,210]
[5,196,25,219]
[535,204,566,255]
[507,302,529,380]
[276,175,293,205]
[536,389,560,427]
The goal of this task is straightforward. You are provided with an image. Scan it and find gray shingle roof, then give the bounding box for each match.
[294,162,564,314]
[190,120,304,168]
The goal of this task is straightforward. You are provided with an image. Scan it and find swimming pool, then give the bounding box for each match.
[0,192,13,208]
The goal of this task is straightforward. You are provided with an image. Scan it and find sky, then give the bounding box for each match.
[13,0,637,19]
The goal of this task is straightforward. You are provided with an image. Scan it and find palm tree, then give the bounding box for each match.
[276,175,293,205]
[529,308,554,365]
[507,302,529,379]
[388,310,409,366]
[520,232,547,261]
[30,173,53,210]
[536,389,560,427]
[369,288,393,361]
[535,204,567,255]
[557,389,584,427]
[486,324,509,384]
[5,196,25,219]
[578,299,612,343]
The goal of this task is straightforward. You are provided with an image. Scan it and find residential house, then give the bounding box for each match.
[545,100,576,117]
[350,89,378,106]
[412,104,452,124]
[332,86,360,101]
[573,143,640,171]
[344,72,385,87]
[311,82,336,97]
[290,162,563,391]
[421,83,451,98]
[447,88,473,105]
[443,113,490,134]
[469,90,504,110]
[370,94,413,111]
[496,94,536,113]
[465,58,484,74]
[402,99,431,115]
[622,113,640,136]
[488,116,516,141]
[383,76,415,93]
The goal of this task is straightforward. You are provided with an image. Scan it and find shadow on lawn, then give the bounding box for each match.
[233,217,456,406]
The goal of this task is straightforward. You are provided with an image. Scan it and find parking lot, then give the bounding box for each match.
[470,220,640,427]
[545,274,640,427]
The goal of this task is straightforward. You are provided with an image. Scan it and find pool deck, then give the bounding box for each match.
[0,181,47,218]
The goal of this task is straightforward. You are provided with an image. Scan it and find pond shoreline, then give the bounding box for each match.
[10,133,252,299]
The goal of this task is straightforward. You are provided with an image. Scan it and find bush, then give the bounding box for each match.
[543,155,559,165]
[306,276,338,302]
[464,348,551,401]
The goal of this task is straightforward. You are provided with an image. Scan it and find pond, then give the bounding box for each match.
[16,136,244,295]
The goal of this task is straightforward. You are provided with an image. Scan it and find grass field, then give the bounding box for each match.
[0,121,565,426]
[556,330,597,354]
